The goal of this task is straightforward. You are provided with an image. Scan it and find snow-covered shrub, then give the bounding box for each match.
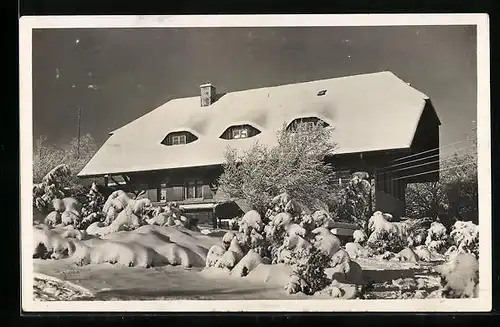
[239,210,264,233]
[286,247,332,295]
[449,220,479,257]
[206,245,226,268]
[425,221,448,253]
[402,217,433,247]
[33,164,71,215]
[366,211,409,254]
[85,200,150,237]
[435,253,479,298]
[330,171,373,228]
[78,183,105,230]
[309,210,335,229]
[144,202,199,231]
[311,227,341,257]
[208,192,350,295]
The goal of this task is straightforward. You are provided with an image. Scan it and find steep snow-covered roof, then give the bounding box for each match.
[78,71,432,177]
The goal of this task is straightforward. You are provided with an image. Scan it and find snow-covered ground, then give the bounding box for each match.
[33,254,443,300]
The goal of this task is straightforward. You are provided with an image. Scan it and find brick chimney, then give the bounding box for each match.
[200,83,216,107]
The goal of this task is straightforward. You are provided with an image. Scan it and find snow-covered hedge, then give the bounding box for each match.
[449,220,479,258]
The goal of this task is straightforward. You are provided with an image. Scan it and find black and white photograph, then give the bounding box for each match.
[20,14,491,312]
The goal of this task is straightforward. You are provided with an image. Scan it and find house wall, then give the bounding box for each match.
[374,191,406,218]
[109,166,222,225]
[400,100,441,183]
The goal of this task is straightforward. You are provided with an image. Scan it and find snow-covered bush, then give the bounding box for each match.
[449,220,479,258]
[286,247,332,295]
[206,245,226,268]
[366,211,409,254]
[33,164,72,215]
[78,183,105,230]
[435,253,479,298]
[425,221,448,253]
[331,171,373,228]
[86,198,152,237]
[144,202,199,231]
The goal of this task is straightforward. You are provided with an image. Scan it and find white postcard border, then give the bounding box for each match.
[19,14,491,312]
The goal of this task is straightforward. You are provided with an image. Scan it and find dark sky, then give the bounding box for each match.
[32,25,477,156]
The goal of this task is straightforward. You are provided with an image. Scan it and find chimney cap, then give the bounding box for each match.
[200,83,215,88]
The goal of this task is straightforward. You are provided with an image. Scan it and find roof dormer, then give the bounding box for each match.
[219,124,261,140]
[286,116,330,132]
[161,131,198,146]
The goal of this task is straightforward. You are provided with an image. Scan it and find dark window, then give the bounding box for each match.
[160,183,185,202]
[186,180,204,199]
[161,131,198,146]
[220,124,261,140]
[172,134,187,145]
[232,126,249,139]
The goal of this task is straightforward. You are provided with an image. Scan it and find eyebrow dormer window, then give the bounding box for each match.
[220,124,261,140]
[287,117,330,132]
[161,131,198,146]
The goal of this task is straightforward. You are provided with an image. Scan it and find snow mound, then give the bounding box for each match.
[396,247,420,262]
[414,245,432,262]
[230,249,263,277]
[318,280,358,299]
[353,230,367,243]
[345,242,369,259]
[36,224,220,268]
[245,263,294,285]
[89,240,157,268]
[51,225,88,240]
[33,225,74,260]
[326,249,364,284]
[435,253,479,298]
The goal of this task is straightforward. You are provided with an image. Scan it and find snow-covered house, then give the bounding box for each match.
[78,71,441,223]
